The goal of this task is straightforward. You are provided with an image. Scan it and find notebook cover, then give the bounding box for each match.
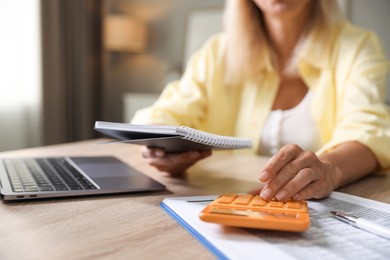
[94,121,252,152]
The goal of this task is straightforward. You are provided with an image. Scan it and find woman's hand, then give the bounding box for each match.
[257,144,340,201]
[141,147,212,176]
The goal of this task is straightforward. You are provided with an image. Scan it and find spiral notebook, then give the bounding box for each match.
[94,121,252,152]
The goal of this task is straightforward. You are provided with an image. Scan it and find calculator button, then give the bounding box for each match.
[287,201,302,209]
[234,194,253,205]
[251,196,266,206]
[269,201,284,208]
[217,194,237,204]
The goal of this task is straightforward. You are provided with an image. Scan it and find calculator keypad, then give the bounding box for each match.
[214,194,308,212]
[199,194,310,232]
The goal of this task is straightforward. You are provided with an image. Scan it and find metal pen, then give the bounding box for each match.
[330,211,390,240]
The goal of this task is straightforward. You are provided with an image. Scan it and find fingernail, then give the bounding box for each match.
[155,150,164,157]
[260,188,273,200]
[275,190,288,201]
[259,171,270,182]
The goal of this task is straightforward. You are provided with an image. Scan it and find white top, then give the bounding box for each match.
[259,91,322,156]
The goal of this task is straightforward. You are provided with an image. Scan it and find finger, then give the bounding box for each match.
[144,149,212,175]
[141,147,165,158]
[147,156,177,172]
[292,177,334,201]
[264,150,318,200]
[148,151,205,175]
[292,185,321,201]
[147,150,202,167]
[274,168,316,201]
[168,151,204,164]
[259,144,303,182]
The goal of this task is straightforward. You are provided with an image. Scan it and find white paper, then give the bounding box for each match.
[161,192,390,260]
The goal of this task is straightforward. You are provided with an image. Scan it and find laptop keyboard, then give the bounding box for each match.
[4,158,98,193]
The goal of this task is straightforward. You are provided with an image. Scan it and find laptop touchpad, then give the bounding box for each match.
[70,156,141,178]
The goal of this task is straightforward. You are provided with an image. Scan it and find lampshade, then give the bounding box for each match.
[103,15,147,52]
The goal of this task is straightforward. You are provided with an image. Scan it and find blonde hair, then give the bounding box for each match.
[223,0,342,83]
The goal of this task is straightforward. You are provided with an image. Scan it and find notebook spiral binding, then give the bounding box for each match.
[177,126,252,149]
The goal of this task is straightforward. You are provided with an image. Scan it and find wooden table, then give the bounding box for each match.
[0,139,389,259]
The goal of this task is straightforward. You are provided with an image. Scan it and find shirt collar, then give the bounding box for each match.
[298,38,330,70]
[256,21,343,74]
[298,21,343,70]
[257,34,332,74]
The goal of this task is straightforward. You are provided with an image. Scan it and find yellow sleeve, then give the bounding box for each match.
[319,30,390,172]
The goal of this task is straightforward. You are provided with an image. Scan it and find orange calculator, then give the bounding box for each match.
[199,193,310,232]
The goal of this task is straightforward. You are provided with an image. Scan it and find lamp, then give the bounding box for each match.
[103,15,147,52]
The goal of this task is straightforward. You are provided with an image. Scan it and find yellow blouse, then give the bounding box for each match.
[131,21,390,172]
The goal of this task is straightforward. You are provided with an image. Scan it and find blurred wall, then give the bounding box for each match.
[348,0,390,103]
[101,0,225,123]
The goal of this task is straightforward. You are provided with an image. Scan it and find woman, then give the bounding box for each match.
[131,0,390,201]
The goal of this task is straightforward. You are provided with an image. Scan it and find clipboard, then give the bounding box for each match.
[160,192,390,259]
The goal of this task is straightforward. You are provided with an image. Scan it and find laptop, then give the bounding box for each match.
[0,156,165,201]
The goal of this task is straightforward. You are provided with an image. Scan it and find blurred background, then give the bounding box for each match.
[0,0,389,152]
